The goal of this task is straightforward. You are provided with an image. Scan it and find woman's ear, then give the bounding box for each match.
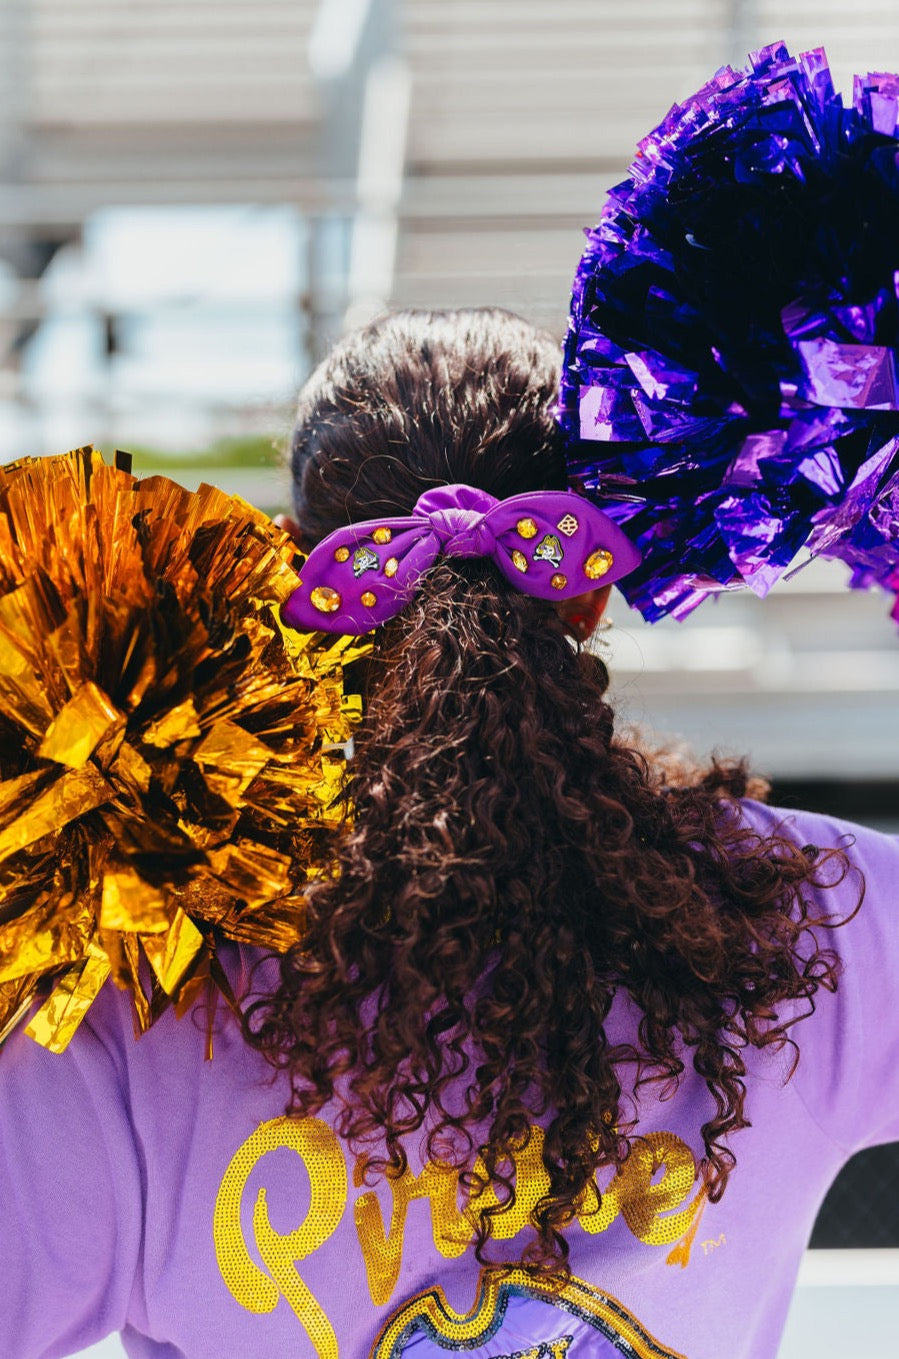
[556,584,613,643]
[274,514,306,550]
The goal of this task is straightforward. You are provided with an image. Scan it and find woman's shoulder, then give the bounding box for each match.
[734,796,898,942]
[737,798,899,1152]
[737,796,896,866]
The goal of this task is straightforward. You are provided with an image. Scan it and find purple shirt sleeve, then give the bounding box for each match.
[0,984,142,1358]
[742,801,899,1154]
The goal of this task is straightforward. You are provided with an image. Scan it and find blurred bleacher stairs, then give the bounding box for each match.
[0,0,322,237]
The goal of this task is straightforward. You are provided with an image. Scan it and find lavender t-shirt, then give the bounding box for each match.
[1,802,898,1359]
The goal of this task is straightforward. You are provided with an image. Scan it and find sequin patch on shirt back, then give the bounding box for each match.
[369,1268,688,1358]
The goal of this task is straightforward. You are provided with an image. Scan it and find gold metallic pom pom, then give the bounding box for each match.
[551,573,568,590]
[372,527,392,544]
[334,546,350,562]
[360,591,377,608]
[557,513,579,537]
[0,448,370,1055]
[516,517,538,539]
[310,586,343,613]
[511,549,529,573]
[585,549,614,579]
[384,557,399,577]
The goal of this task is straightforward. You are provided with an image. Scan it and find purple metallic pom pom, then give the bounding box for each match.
[560,42,899,624]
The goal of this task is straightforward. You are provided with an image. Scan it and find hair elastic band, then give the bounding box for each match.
[283,483,641,634]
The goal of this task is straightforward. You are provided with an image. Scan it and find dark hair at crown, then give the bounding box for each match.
[290,309,567,541]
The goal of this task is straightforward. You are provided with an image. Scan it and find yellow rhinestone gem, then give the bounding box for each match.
[334,546,350,563]
[557,513,579,537]
[360,591,377,608]
[511,549,528,573]
[516,517,538,539]
[310,586,342,614]
[585,549,614,580]
[372,527,392,544]
[550,573,567,590]
[384,557,399,577]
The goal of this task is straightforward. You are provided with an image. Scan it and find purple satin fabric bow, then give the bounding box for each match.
[282,484,642,634]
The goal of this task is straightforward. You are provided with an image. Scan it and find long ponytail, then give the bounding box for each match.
[245,309,850,1269]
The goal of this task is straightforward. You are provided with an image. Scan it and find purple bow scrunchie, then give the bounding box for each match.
[282,484,641,633]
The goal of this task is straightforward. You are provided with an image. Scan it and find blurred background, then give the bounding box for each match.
[0,2,894,1356]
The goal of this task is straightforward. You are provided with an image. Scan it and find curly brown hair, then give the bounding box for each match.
[244,308,853,1271]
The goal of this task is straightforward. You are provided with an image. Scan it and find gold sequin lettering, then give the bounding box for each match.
[617,1131,700,1246]
[469,1127,551,1240]
[214,1117,346,1358]
[666,1186,708,1268]
[214,1120,706,1338]
[355,1161,472,1305]
[574,1165,621,1236]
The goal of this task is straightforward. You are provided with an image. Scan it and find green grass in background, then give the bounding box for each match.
[125,435,285,471]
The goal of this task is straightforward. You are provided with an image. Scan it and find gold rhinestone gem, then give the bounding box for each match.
[585,549,614,580]
[310,586,342,614]
[511,549,528,573]
[372,527,392,544]
[550,573,567,590]
[360,591,377,607]
[557,513,579,537]
[334,546,350,563]
[516,517,538,539]
[384,557,399,577]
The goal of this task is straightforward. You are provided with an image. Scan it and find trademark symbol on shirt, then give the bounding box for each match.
[701,1233,726,1255]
